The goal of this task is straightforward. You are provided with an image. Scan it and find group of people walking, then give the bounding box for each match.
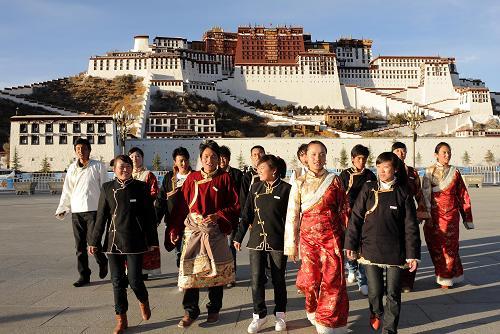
[55,137,474,334]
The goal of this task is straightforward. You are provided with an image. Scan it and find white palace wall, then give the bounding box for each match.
[126,137,500,171]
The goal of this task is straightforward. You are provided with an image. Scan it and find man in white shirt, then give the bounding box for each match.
[55,138,108,287]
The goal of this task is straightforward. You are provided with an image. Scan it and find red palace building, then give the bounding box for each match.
[235,26,306,65]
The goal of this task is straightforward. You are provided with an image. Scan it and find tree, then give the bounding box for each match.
[339,147,349,169]
[462,151,471,166]
[152,153,162,171]
[39,156,51,173]
[11,148,22,172]
[2,143,10,168]
[366,146,375,168]
[484,150,495,166]
[416,152,422,167]
[237,151,245,170]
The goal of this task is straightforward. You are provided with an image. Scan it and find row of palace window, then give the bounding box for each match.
[20,122,107,134]
[19,135,106,145]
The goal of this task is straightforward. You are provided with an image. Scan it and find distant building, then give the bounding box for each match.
[146,111,220,138]
[10,115,116,172]
[325,111,362,127]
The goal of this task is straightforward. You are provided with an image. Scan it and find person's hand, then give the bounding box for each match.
[345,249,357,261]
[170,232,179,245]
[202,214,219,224]
[88,246,98,255]
[55,211,66,220]
[407,259,418,272]
[233,241,241,251]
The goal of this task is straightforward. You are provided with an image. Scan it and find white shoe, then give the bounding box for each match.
[359,284,368,296]
[275,312,286,331]
[306,311,316,326]
[247,313,267,333]
[347,272,357,283]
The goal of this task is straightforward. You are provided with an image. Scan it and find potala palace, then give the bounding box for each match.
[84,26,495,137]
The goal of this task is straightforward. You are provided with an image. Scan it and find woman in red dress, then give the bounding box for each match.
[422,142,474,289]
[129,147,160,279]
[284,140,350,334]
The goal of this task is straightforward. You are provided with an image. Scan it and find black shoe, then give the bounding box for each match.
[142,274,149,281]
[99,262,108,279]
[73,278,90,287]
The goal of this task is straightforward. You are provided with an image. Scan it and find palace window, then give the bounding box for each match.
[20,123,28,133]
[31,135,39,145]
[31,123,39,133]
[45,136,53,145]
[87,136,94,144]
[98,136,106,144]
[45,123,53,133]
[59,135,67,144]
[87,123,95,133]
[20,136,28,145]
[98,123,106,133]
[59,123,67,133]
[73,123,81,133]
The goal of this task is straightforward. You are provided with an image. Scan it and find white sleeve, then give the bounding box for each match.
[55,165,74,215]
[284,179,301,257]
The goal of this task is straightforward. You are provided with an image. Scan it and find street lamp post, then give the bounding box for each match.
[112,106,135,155]
[406,104,422,168]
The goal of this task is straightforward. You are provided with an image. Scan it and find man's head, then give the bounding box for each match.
[219,145,231,170]
[74,138,91,163]
[297,144,308,167]
[172,147,190,174]
[351,144,369,171]
[250,145,265,168]
[391,141,407,162]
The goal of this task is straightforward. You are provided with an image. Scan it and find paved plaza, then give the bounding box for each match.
[0,187,499,333]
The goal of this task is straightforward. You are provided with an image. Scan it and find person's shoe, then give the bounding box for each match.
[226,281,236,288]
[113,313,128,334]
[306,312,316,326]
[370,313,381,331]
[178,313,196,328]
[206,312,220,324]
[73,277,90,287]
[178,287,184,292]
[274,312,286,331]
[139,300,151,320]
[359,284,369,296]
[347,271,357,283]
[142,273,149,281]
[247,313,267,333]
[402,286,412,293]
[98,262,108,279]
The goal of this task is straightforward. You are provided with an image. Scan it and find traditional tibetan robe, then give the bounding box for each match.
[421,163,473,287]
[284,169,350,333]
[132,168,161,275]
[339,167,377,208]
[171,169,240,289]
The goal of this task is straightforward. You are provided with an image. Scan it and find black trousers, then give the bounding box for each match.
[183,286,223,319]
[365,264,402,334]
[71,212,107,279]
[249,249,287,318]
[228,230,238,274]
[108,253,148,315]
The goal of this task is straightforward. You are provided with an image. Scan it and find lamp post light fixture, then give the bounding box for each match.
[112,106,135,155]
[406,103,423,168]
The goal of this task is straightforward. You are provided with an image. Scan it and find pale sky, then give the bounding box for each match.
[1,0,499,91]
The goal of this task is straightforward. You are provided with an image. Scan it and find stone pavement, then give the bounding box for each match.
[0,187,499,334]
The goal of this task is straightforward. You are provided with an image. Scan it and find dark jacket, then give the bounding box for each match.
[227,166,243,195]
[345,181,420,265]
[339,167,377,208]
[239,167,260,211]
[234,179,291,251]
[90,178,159,254]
